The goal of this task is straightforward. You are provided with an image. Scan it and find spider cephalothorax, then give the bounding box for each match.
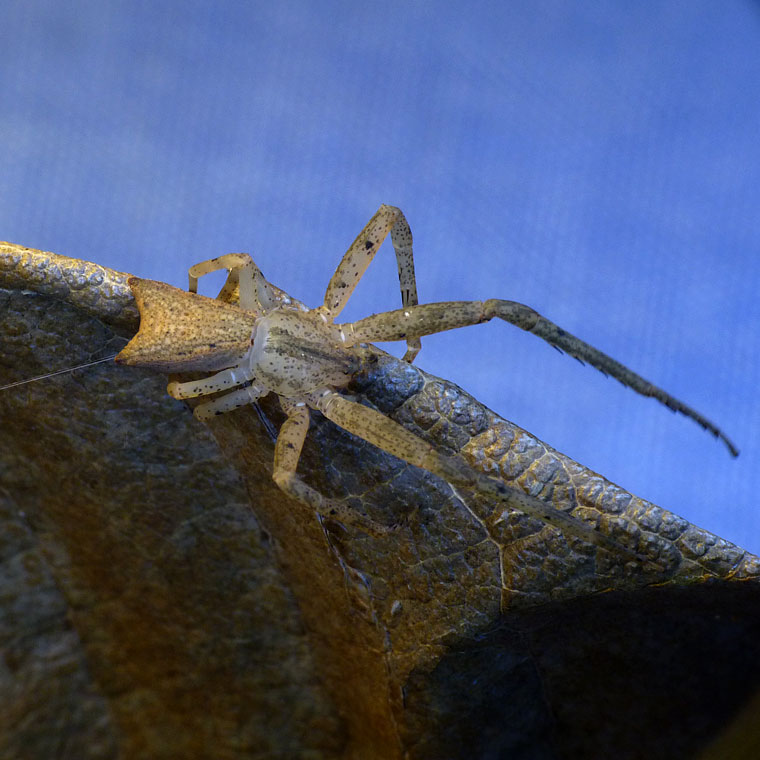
[114,205,736,560]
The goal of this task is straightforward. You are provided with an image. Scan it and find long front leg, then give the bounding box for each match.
[319,205,421,361]
[273,400,393,536]
[339,300,738,456]
[311,391,652,564]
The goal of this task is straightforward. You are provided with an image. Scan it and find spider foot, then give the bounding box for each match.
[320,504,397,538]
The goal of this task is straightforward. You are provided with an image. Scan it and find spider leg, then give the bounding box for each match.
[273,400,393,536]
[340,300,738,456]
[319,204,421,362]
[311,390,656,565]
[167,366,261,399]
[188,253,279,312]
[192,385,268,421]
[166,357,267,421]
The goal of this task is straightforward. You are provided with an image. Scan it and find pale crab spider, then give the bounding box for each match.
[114,205,736,557]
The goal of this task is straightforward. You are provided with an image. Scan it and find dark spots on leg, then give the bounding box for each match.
[365,240,374,250]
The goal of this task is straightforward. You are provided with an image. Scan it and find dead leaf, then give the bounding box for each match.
[2,242,759,759]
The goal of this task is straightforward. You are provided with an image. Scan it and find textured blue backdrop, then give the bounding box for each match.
[2,1,758,552]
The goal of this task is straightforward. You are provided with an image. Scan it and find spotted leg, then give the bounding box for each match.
[188,253,279,312]
[273,399,393,536]
[192,385,268,421]
[166,355,268,421]
[310,390,654,564]
[318,204,421,362]
[338,300,738,457]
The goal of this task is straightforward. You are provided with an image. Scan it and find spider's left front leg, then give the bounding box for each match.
[339,300,738,456]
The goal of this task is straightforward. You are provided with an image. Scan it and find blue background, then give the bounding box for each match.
[2,1,758,553]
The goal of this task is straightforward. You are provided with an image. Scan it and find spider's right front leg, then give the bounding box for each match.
[273,399,394,537]
[313,391,654,565]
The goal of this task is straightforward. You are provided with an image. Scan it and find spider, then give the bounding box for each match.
[113,205,736,559]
